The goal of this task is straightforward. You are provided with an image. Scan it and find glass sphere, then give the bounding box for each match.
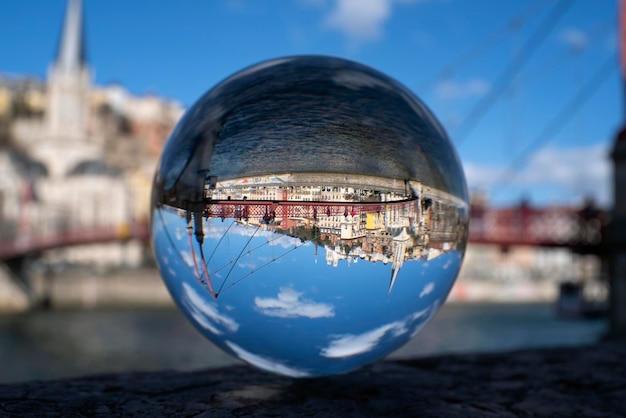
[151,56,469,377]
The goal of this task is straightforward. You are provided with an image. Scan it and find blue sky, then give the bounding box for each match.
[0,0,621,207]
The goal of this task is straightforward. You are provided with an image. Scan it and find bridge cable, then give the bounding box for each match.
[218,243,306,297]
[215,224,261,296]
[453,0,574,147]
[198,244,217,298]
[491,53,617,197]
[205,220,235,263]
[211,232,286,275]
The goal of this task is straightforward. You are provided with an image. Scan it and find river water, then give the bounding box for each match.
[0,302,606,384]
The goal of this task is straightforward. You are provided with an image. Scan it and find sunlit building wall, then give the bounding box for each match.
[0,0,183,268]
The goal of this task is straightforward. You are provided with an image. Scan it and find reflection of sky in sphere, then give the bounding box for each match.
[152,207,461,377]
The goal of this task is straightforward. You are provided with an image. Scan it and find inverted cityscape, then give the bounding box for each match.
[151,56,470,377]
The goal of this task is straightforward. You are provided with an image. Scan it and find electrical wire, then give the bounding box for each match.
[491,53,617,196]
[511,22,614,88]
[417,0,553,91]
[454,0,575,147]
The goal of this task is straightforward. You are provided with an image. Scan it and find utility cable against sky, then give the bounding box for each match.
[453,0,575,147]
[417,0,552,91]
[510,21,614,89]
[491,53,617,197]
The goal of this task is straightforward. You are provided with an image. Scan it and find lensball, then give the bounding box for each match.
[151,55,469,377]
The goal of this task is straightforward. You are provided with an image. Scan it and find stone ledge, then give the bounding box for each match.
[1,340,625,417]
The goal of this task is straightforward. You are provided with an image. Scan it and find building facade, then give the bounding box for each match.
[0,0,183,268]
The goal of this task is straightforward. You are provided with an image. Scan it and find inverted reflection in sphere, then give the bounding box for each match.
[151,56,469,377]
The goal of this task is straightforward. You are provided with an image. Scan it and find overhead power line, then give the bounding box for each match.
[418,0,552,90]
[510,21,614,88]
[492,53,617,196]
[453,0,575,147]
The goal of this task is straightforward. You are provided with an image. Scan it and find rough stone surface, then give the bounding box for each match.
[1,340,625,417]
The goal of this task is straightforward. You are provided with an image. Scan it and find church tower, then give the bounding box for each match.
[34,0,100,177]
[46,0,90,140]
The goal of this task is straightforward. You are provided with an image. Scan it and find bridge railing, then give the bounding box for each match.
[470,204,605,248]
[0,218,149,260]
[0,201,607,260]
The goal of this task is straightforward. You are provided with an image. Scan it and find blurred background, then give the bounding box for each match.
[0,0,620,383]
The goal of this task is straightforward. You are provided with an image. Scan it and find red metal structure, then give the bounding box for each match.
[0,200,607,261]
[469,202,605,249]
[0,222,149,260]
[204,199,397,220]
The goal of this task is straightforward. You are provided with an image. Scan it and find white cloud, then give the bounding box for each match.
[225,340,311,377]
[324,0,424,43]
[463,161,500,190]
[180,250,194,267]
[463,143,611,206]
[420,282,435,297]
[321,321,404,358]
[320,308,430,358]
[521,144,608,184]
[255,287,335,318]
[410,300,439,337]
[325,0,390,42]
[180,282,239,335]
[237,261,258,270]
[518,144,611,205]
[558,27,588,50]
[435,78,490,101]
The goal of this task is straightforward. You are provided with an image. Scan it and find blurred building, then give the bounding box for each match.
[0,0,183,268]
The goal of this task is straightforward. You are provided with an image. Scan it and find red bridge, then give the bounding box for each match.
[203,199,398,220]
[0,201,607,261]
[469,202,606,250]
[0,222,150,261]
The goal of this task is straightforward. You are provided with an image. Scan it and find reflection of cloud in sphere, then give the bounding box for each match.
[321,308,429,358]
[410,300,441,338]
[255,287,335,318]
[225,340,310,378]
[180,283,239,335]
[420,282,435,298]
[180,250,194,268]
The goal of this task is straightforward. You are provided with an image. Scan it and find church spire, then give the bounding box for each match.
[40,0,95,176]
[55,0,87,73]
